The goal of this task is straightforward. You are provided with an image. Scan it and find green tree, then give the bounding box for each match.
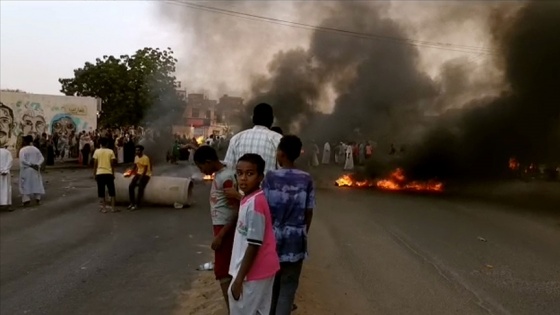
[59,47,184,127]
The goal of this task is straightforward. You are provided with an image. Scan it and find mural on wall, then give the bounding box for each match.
[51,114,78,135]
[0,102,14,149]
[0,92,97,156]
[19,101,47,138]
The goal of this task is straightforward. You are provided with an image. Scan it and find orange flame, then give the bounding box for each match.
[123,169,136,177]
[508,157,520,171]
[335,168,443,192]
[203,174,215,181]
[335,175,374,187]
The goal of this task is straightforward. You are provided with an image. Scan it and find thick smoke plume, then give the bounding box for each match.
[245,1,559,180]
[405,1,560,180]
[246,2,436,142]
[159,1,559,180]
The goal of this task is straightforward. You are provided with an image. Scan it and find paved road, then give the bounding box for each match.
[303,186,560,315]
[0,163,216,315]
[2,162,559,315]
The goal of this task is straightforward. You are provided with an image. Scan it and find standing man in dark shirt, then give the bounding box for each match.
[52,132,59,157]
[107,131,116,151]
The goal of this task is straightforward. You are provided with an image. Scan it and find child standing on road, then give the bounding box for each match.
[193,145,239,310]
[229,154,280,315]
[262,135,315,315]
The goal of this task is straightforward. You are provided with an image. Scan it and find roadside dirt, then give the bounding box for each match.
[173,265,328,315]
[173,271,226,315]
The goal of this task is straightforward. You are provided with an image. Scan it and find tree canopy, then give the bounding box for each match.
[59,47,185,127]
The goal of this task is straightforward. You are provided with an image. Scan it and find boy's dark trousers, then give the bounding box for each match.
[270,260,303,315]
[129,175,150,205]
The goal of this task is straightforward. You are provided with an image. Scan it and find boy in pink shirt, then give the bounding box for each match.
[229,153,280,315]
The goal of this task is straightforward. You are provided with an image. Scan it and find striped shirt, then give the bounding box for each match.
[224,126,282,174]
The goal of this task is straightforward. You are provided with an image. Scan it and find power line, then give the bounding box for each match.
[164,0,495,55]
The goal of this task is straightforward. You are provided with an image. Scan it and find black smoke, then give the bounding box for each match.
[243,1,559,180]
[245,2,436,143]
[404,1,560,180]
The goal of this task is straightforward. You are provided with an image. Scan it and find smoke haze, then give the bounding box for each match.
[405,1,560,180]
[158,1,560,179]
[158,1,329,98]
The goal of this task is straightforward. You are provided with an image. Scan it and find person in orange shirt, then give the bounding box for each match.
[128,145,152,211]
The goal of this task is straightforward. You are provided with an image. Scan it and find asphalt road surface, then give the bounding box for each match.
[302,184,560,315]
[0,162,216,315]
[2,163,559,315]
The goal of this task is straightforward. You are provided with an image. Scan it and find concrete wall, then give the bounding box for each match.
[0,91,98,156]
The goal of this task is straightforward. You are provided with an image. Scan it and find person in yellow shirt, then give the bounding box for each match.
[92,137,117,213]
[128,145,152,211]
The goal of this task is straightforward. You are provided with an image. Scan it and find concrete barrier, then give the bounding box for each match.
[114,173,194,207]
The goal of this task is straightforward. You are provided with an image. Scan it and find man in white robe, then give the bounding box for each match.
[344,143,354,170]
[19,136,45,206]
[322,142,331,164]
[0,146,13,210]
[310,142,320,167]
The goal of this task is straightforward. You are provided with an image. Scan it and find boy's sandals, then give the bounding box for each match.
[99,204,108,213]
[109,207,120,213]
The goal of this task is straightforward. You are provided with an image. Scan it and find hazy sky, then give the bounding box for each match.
[0,0,176,95]
[1,1,498,100]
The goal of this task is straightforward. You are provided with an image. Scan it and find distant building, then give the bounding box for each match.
[172,93,243,138]
[217,94,244,125]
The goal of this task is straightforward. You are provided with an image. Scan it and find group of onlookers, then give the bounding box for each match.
[11,126,146,169]
[194,103,314,315]
[0,126,148,212]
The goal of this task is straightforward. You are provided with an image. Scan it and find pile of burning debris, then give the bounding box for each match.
[335,168,444,192]
[335,158,559,193]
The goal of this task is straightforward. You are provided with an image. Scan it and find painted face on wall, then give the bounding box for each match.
[21,114,46,137]
[51,116,77,136]
[0,106,14,147]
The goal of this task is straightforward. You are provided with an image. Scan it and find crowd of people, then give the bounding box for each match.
[307,140,377,170]
[1,102,315,314]
[89,105,377,314]
[11,126,147,168]
[0,126,150,212]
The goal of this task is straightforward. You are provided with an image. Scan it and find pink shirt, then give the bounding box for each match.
[229,190,280,281]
